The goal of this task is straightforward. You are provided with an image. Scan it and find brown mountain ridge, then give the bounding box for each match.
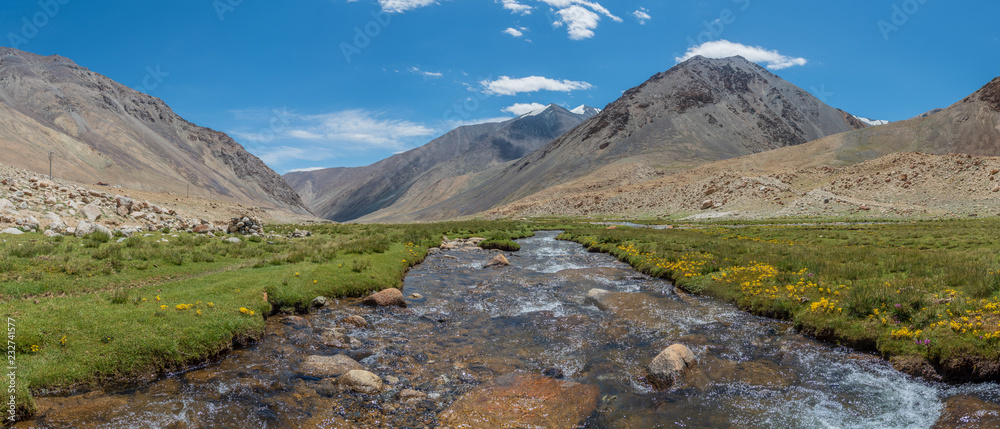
[0,47,309,215]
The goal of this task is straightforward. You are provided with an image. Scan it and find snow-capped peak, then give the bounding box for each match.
[855,116,890,127]
[571,105,601,116]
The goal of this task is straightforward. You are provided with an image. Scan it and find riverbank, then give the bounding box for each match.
[559,219,1000,382]
[1,221,532,422]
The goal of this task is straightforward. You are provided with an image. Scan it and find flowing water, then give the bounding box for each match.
[21,231,1000,428]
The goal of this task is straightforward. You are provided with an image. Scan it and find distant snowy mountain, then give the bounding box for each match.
[855,116,891,126]
[571,105,602,117]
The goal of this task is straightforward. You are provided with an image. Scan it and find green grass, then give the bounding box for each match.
[559,219,1000,381]
[1,220,531,421]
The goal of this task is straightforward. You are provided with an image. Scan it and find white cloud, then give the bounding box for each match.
[379,0,437,13]
[481,75,593,96]
[231,109,435,154]
[409,66,443,77]
[540,0,622,40]
[502,102,548,115]
[503,27,524,37]
[675,40,808,70]
[633,8,650,25]
[500,0,533,15]
[286,167,328,173]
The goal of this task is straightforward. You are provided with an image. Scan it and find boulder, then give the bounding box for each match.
[74,221,95,237]
[398,389,428,403]
[932,395,1000,428]
[310,296,328,308]
[484,254,510,268]
[701,200,714,210]
[339,370,384,394]
[341,315,368,328]
[438,373,599,429]
[584,288,611,310]
[361,288,406,308]
[0,198,14,211]
[647,344,696,389]
[81,203,102,221]
[299,354,363,378]
[192,224,211,234]
[319,329,361,349]
[226,237,241,244]
[116,206,129,217]
[1,228,23,235]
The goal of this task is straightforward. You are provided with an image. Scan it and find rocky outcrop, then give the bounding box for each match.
[338,370,384,394]
[932,395,1000,428]
[361,288,406,308]
[438,373,599,429]
[299,354,364,378]
[647,344,697,389]
[484,254,510,268]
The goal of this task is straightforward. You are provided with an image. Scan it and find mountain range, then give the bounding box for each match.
[293,55,868,222]
[3,47,999,224]
[284,104,597,222]
[0,47,308,214]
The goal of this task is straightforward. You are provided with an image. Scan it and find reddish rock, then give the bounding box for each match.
[341,315,368,328]
[484,254,510,268]
[438,373,599,429]
[193,224,211,233]
[361,288,406,307]
[932,395,1000,428]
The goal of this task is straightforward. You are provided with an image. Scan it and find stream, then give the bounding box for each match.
[20,231,1000,428]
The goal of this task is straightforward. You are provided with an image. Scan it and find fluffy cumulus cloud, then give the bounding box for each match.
[379,0,437,13]
[676,40,808,70]
[503,27,524,37]
[541,0,622,40]
[480,75,593,96]
[501,102,548,115]
[633,8,650,25]
[500,0,533,15]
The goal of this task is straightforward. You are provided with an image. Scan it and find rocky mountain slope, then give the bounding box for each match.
[481,75,1000,220]
[0,47,309,214]
[400,55,868,221]
[0,161,314,239]
[285,104,597,222]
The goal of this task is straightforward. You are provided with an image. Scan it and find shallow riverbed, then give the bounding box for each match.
[20,231,1000,428]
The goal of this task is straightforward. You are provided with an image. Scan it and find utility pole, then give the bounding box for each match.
[187,184,190,198]
[49,152,53,180]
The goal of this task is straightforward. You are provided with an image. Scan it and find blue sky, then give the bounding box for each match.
[2,0,999,173]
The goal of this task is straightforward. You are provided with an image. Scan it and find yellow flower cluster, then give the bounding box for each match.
[810,297,842,314]
[891,327,923,339]
[721,234,797,247]
[239,307,256,316]
[175,304,194,310]
[616,243,713,278]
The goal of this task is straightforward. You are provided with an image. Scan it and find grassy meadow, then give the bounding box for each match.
[560,219,1000,380]
[2,221,532,420]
